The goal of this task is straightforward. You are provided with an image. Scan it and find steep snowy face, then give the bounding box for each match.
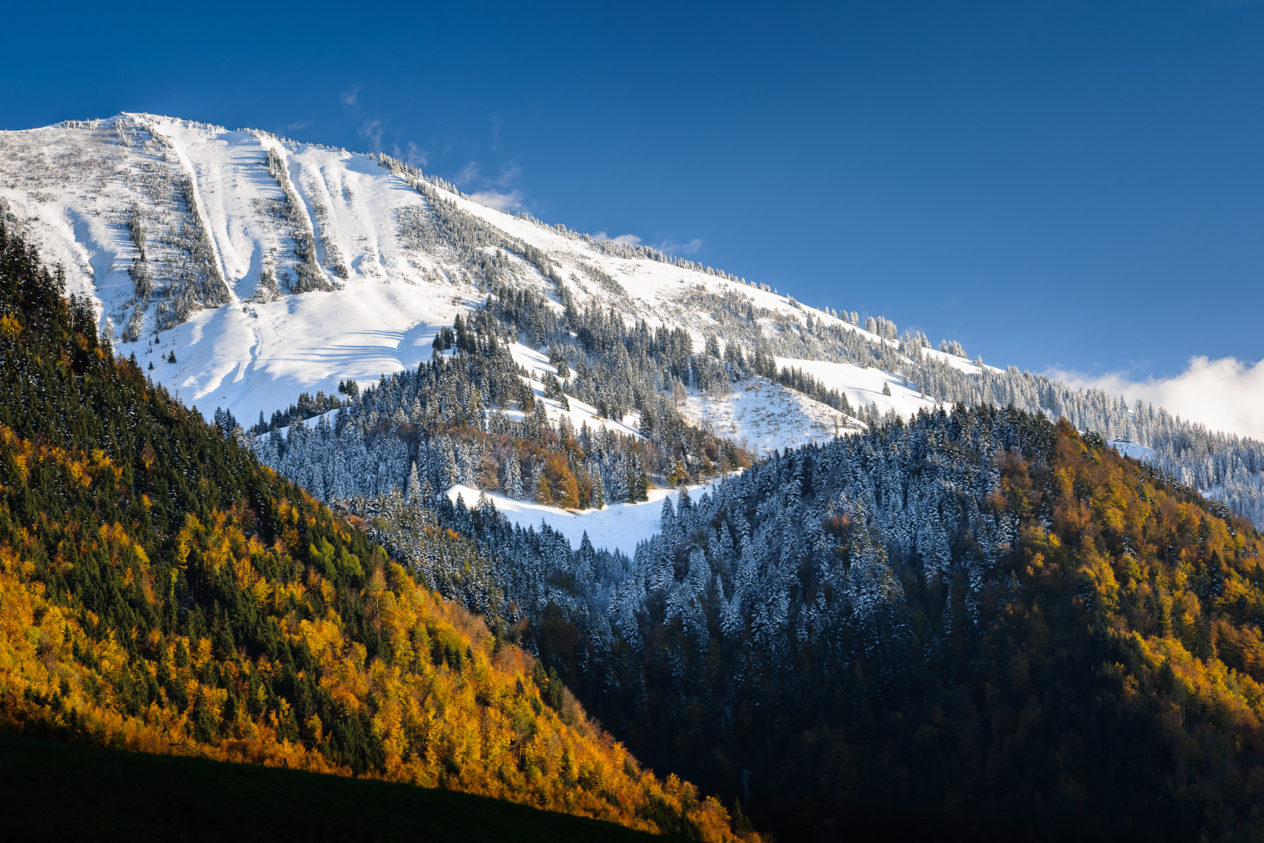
[0,113,902,438]
[0,114,484,423]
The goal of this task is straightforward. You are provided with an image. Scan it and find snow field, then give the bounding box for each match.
[445,475,731,556]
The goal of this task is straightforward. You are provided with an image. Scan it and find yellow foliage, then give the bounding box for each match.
[0,421,753,842]
[0,312,21,338]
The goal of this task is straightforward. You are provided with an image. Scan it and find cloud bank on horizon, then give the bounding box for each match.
[1052,356,1264,442]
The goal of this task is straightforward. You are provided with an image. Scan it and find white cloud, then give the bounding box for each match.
[493,161,521,187]
[335,89,425,168]
[469,189,525,212]
[402,141,429,168]
[1051,355,1264,441]
[658,237,704,255]
[453,158,518,191]
[454,159,527,211]
[286,119,313,131]
[454,161,481,187]
[596,231,643,246]
[358,119,384,152]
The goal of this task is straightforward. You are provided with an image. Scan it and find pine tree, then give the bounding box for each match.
[505,455,524,499]
[529,460,543,501]
[406,461,422,502]
[590,473,605,510]
[441,438,459,488]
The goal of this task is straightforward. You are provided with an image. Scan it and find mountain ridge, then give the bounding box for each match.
[0,112,953,430]
[4,112,1264,530]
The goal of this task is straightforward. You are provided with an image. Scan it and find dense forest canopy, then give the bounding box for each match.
[223,173,1264,838]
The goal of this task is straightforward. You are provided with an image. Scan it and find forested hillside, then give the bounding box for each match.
[590,409,1264,840]
[365,405,1264,841]
[0,220,753,841]
[251,302,751,511]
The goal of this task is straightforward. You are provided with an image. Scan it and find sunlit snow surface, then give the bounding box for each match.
[682,380,850,456]
[0,112,1035,550]
[1109,440,1156,462]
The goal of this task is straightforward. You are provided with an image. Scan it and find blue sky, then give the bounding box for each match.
[2,0,1261,383]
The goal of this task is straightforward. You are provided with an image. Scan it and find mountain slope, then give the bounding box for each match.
[0,112,842,433]
[618,412,1264,840]
[464,408,1264,840]
[8,112,1264,842]
[4,112,1262,529]
[0,219,751,841]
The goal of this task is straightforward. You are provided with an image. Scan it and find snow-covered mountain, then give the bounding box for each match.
[0,113,944,447]
[4,112,1264,531]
